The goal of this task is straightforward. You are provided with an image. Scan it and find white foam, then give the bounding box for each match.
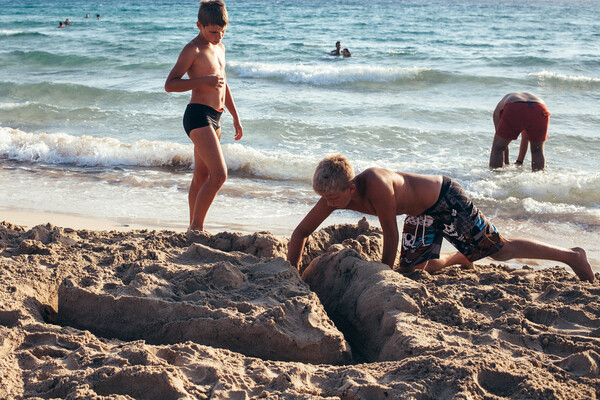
[229,61,430,85]
[0,127,193,167]
[0,127,317,181]
[223,143,316,181]
[0,101,31,110]
[0,30,24,36]
[529,71,600,84]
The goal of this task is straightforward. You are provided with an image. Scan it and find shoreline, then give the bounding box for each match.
[0,209,185,233]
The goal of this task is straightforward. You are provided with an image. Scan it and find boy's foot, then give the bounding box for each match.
[569,247,595,283]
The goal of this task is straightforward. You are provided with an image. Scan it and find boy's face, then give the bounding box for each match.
[197,23,227,45]
[323,185,354,208]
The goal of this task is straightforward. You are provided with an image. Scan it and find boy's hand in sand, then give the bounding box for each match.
[234,119,243,141]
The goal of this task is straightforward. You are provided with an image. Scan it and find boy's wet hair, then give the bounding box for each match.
[313,154,355,195]
[198,0,229,27]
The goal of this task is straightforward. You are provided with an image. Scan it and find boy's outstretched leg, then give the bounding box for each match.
[491,238,595,283]
[407,251,473,273]
[188,126,227,231]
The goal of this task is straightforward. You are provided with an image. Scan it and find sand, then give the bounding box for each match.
[1,216,599,399]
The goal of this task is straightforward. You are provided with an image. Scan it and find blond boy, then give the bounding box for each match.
[287,154,594,283]
[165,0,242,232]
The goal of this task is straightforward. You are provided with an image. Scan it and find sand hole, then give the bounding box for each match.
[92,371,184,400]
[0,309,20,328]
[477,369,523,397]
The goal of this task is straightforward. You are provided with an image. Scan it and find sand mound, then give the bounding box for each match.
[1,220,599,399]
[57,242,350,364]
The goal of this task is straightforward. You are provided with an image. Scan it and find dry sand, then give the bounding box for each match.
[1,217,599,399]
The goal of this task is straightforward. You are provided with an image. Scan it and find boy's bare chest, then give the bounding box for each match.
[191,47,224,74]
[347,198,377,216]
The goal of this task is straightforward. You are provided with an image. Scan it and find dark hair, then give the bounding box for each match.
[198,0,229,27]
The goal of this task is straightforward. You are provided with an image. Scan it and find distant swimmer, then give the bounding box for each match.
[85,13,90,18]
[65,18,71,25]
[489,92,550,172]
[342,48,351,58]
[329,41,341,56]
[58,21,65,28]
[96,14,101,19]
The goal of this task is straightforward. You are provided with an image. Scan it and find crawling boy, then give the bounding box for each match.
[287,154,595,283]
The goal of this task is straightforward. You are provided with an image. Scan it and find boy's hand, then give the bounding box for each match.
[204,75,224,89]
[234,120,243,141]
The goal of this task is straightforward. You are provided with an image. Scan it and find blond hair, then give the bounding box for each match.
[313,154,355,195]
[198,0,229,27]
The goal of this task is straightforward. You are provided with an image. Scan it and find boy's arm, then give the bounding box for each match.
[224,83,243,141]
[370,180,399,268]
[287,198,335,269]
[164,45,223,93]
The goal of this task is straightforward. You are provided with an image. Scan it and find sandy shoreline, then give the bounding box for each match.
[0,209,182,233]
[1,217,599,399]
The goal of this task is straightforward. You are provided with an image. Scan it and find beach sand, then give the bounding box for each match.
[1,215,599,399]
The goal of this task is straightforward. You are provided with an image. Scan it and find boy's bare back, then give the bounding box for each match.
[348,168,443,217]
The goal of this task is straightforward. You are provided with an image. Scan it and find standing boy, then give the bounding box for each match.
[165,0,243,232]
[287,154,594,283]
[489,92,550,171]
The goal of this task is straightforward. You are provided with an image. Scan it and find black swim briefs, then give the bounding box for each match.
[182,103,223,137]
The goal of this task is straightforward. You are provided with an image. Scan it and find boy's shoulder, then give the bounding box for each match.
[356,168,401,195]
[359,167,398,181]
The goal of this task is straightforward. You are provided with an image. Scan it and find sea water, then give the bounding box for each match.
[1,0,599,269]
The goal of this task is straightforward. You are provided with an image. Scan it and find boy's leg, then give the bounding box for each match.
[491,238,594,283]
[529,140,545,171]
[413,251,473,272]
[188,154,208,227]
[489,135,512,169]
[188,126,227,231]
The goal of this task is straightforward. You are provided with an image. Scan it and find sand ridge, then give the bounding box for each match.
[1,219,599,399]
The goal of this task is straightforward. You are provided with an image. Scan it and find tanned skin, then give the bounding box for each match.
[288,167,595,282]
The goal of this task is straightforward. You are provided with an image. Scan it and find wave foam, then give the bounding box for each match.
[0,30,23,36]
[229,61,431,85]
[529,71,600,88]
[0,127,316,181]
[0,127,192,168]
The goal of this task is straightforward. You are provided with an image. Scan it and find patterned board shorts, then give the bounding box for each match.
[399,177,506,269]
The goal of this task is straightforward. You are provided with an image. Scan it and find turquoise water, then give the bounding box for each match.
[1,0,599,268]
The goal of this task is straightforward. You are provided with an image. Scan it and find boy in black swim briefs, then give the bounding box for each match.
[165,0,243,232]
[287,154,595,283]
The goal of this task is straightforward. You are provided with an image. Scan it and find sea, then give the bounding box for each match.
[1,0,599,270]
